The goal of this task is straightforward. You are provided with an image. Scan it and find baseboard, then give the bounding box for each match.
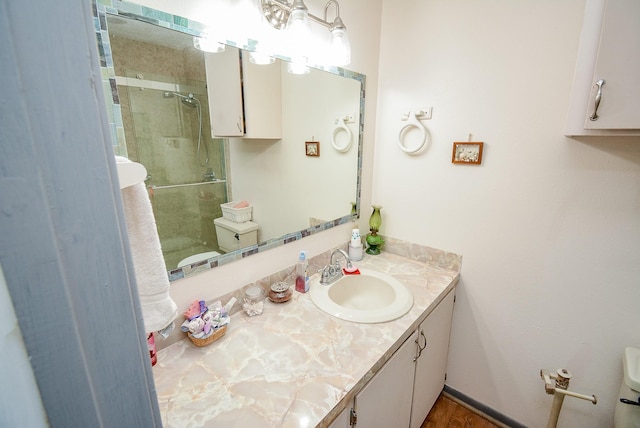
[443,385,527,428]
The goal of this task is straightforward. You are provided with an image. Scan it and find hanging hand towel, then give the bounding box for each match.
[115,155,147,189]
[120,167,177,333]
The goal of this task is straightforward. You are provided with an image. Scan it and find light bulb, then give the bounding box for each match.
[233,0,263,45]
[286,0,312,62]
[249,51,276,65]
[287,59,310,75]
[193,36,225,53]
[329,27,350,66]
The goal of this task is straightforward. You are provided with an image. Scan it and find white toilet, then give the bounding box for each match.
[614,347,640,427]
[177,251,220,268]
[213,217,259,253]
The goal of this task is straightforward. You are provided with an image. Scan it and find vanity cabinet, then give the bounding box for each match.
[332,289,455,427]
[565,0,640,136]
[327,405,353,428]
[204,47,282,139]
[354,327,417,427]
[410,289,456,428]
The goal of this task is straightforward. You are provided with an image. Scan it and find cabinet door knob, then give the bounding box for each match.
[589,79,606,121]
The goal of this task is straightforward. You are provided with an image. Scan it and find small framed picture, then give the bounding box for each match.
[452,142,484,164]
[305,141,320,157]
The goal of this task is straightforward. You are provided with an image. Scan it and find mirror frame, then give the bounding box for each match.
[93,0,364,281]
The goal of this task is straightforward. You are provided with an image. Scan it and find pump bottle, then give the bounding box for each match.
[295,251,309,293]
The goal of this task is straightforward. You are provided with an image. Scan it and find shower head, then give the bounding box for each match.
[181,97,198,108]
[163,91,199,108]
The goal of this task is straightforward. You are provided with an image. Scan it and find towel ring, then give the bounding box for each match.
[332,117,353,153]
[398,112,427,154]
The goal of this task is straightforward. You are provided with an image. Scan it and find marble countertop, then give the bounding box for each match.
[153,250,459,428]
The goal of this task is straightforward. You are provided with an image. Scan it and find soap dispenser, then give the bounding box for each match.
[295,251,309,293]
[348,228,363,261]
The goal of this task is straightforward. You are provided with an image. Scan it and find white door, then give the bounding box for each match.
[354,330,417,428]
[205,47,244,137]
[585,0,640,129]
[410,290,455,428]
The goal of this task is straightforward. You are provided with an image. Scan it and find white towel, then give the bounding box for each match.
[121,179,178,333]
[115,155,147,189]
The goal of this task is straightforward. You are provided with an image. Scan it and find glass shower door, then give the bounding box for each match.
[119,83,228,270]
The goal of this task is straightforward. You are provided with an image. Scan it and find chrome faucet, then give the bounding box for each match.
[320,249,353,285]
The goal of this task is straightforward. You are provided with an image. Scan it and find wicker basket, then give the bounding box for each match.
[188,325,227,347]
[221,202,252,223]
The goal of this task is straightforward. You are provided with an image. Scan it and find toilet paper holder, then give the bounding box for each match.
[540,368,597,428]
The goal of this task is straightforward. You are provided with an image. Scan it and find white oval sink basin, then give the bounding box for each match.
[310,268,413,323]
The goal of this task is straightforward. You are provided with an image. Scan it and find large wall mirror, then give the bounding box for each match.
[94,1,364,281]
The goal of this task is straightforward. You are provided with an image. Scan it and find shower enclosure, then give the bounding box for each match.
[117,81,228,270]
[118,83,227,270]
[106,14,230,270]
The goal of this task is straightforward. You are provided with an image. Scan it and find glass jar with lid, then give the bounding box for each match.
[242,286,265,316]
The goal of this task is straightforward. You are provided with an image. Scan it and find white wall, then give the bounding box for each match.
[229,62,360,242]
[375,0,640,426]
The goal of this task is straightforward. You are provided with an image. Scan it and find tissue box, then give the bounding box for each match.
[221,201,253,223]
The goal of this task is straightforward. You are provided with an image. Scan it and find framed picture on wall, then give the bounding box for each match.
[305,141,320,157]
[452,142,484,164]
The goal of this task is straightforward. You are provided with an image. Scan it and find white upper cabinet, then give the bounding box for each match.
[205,48,244,137]
[205,47,282,139]
[240,53,283,139]
[565,0,640,136]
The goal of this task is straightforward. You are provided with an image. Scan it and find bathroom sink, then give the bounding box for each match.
[309,269,414,323]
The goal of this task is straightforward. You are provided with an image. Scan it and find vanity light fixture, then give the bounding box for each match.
[260,0,351,69]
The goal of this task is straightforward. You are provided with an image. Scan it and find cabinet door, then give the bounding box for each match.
[205,47,244,137]
[354,330,417,428]
[585,0,640,130]
[327,402,352,428]
[241,54,282,139]
[410,290,455,428]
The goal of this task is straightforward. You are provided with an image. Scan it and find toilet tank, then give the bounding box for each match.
[614,347,640,427]
[214,217,259,253]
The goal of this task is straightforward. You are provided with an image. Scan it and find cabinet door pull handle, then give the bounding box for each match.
[419,330,427,352]
[589,79,606,121]
[413,330,428,362]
